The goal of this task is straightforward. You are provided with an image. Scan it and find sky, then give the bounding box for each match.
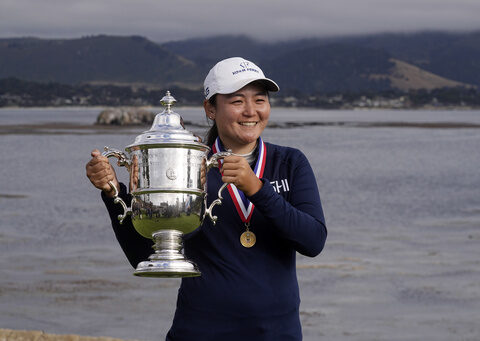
[1,0,480,43]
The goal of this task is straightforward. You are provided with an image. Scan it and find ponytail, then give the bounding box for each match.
[205,95,218,146]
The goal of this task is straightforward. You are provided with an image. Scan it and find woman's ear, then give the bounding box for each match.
[203,100,215,120]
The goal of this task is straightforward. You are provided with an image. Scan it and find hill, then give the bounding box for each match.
[163,31,479,92]
[0,35,203,88]
[263,44,394,93]
[0,32,478,95]
[382,59,471,91]
[340,31,480,88]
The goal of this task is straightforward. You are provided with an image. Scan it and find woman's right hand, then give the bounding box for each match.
[86,149,120,198]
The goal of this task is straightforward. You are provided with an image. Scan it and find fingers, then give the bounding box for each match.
[91,149,101,157]
[221,155,251,176]
[221,155,244,169]
[88,149,109,164]
[220,156,262,196]
[87,164,115,187]
[86,158,111,178]
[129,155,139,192]
[200,167,206,187]
[86,149,118,194]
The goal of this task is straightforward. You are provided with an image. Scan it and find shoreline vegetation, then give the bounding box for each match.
[0,329,135,341]
[1,78,479,110]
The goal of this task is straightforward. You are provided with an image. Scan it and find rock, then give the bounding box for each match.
[96,107,156,126]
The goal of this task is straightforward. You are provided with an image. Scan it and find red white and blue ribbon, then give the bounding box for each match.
[212,137,267,223]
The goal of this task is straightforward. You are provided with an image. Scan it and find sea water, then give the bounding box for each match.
[1,107,479,341]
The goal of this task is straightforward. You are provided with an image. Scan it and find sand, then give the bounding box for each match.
[0,329,136,341]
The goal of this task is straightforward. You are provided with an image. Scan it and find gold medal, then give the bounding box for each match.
[240,231,256,248]
[240,223,256,248]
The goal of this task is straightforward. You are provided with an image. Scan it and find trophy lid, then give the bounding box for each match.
[127,91,204,149]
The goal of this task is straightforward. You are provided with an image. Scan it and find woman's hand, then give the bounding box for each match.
[129,155,139,192]
[221,155,262,196]
[86,149,120,198]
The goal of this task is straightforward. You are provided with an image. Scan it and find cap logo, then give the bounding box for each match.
[232,61,260,76]
[205,87,210,97]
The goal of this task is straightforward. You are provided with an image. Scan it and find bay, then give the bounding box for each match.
[1,107,479,341]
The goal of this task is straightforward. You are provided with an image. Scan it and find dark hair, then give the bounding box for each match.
[205,94,218,147]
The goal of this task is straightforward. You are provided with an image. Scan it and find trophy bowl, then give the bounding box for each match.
[102,91,229,278]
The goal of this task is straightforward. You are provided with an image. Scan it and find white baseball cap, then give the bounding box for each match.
[203,57,279,100]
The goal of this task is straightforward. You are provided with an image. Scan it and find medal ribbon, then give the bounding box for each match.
[212,137,267,223]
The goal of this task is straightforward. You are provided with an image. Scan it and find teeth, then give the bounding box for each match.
[240,122,256,126]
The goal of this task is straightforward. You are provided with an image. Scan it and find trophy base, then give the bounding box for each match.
[133,229,201,278]
[134,259,201,278]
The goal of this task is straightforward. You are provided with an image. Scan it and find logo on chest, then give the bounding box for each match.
[270,179,290,194]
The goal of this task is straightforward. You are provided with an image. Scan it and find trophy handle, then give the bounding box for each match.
[102,147,132,224]
[206,151,231,170]
[107,181,132,223]
[203,150,232,225]
[102,146,131,168]
[203,182,229,225]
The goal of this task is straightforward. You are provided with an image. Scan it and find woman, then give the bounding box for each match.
[86,57,327,340]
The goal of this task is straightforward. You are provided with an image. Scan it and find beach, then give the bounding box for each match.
[0,328,135,341]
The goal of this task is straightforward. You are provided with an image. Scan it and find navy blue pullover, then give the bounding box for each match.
[102,142,327,340]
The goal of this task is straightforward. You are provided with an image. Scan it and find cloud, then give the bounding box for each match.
[1,0,479,42]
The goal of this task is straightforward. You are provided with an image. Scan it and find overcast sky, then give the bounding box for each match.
[1,0,479,42]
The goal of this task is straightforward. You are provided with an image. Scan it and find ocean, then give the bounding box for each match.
[1,106,479,341]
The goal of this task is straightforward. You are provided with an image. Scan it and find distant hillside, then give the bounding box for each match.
[340,31,480,88]
[0,35,203,87]
[163,31,479,91]
[381,59,471,91]
[263,44,394,93]
[0,32,478,94]
[161,35,272,74]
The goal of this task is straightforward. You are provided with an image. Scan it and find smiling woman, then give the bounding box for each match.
[204,81,270,154]
[86,56,327,341]
[203,83,271,196]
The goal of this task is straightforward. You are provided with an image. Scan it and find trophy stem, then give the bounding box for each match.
[133,230,201,278]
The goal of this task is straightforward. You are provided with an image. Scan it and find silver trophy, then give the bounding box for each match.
[102,91,230,278]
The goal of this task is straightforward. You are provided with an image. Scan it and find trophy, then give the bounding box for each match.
[102,91,230,278]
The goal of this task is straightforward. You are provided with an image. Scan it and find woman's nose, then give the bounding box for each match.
[243,100,256,116]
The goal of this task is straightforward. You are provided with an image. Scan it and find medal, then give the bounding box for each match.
[212,137,267,248]
[240,223,256,248]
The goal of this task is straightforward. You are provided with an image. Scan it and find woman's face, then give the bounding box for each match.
[205,82,270,154]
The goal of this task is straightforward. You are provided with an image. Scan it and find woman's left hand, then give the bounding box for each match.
[221,155,262,196]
